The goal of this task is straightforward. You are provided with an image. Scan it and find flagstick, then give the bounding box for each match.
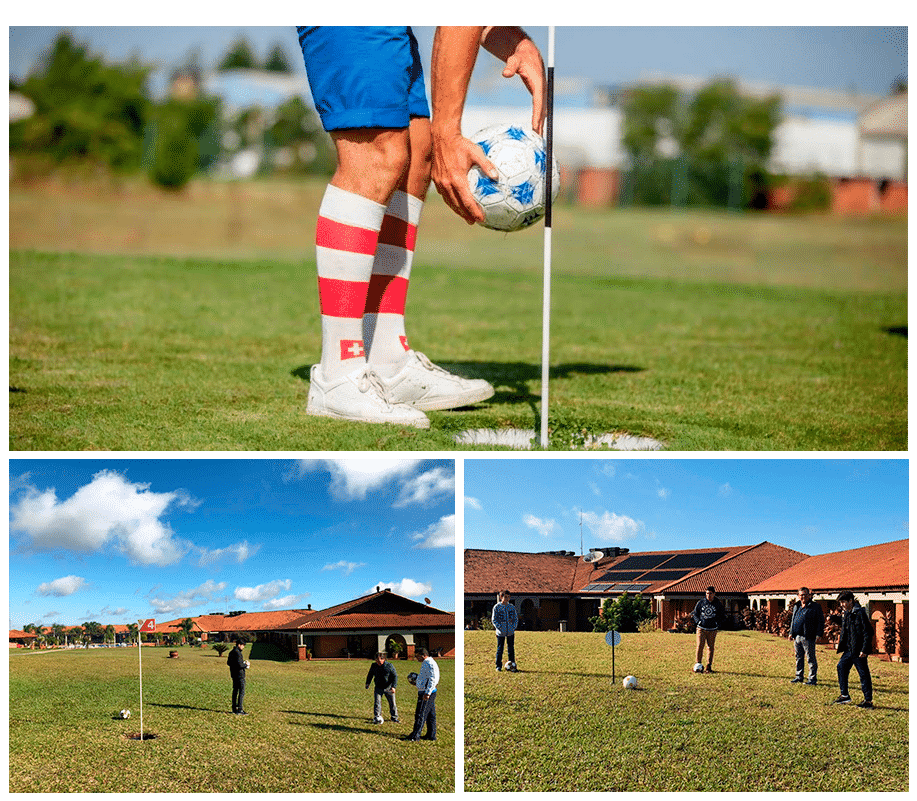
[138,621,144,740]
[540,26,555,449]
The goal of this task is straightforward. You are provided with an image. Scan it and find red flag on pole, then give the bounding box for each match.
[140,619,156,632]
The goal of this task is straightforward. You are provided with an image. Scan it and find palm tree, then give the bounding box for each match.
[178,618,196,645]
[104,624,115,646]
[126,623,138,646]
[50,623,65,647]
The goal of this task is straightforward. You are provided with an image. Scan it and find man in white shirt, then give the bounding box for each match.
[403,648,439,741]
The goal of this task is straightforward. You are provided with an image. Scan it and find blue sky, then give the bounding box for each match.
[8,25,906,104]
[464,459,908,558]
[8,459,455,630]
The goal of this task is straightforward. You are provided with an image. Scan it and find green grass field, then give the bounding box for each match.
[9,176,907,450]
[9,644,454,793]
[464,630,908,792]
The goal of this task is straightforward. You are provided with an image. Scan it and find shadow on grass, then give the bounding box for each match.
[149,703,229,713]
[291,361,644,408]
[281,710,363,721]
[249,642,296,662]
[884,325,907,338]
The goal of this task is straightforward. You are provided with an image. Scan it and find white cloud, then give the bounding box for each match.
[464,496,482,510]
[394,466,454,507]
[589,482,601,496]
[150,579,227,615]
[234,579,292,603]
[374,578,432,598]
[524,513,559,538]
[196,540,260,568]
[290,459,422,500]
[37,575,88,597]
[719,483,733,497]
[600,464,617,478]
[412,515,455,549]
[262,594,309,610]
[581,510,644,542]
[322,560,366,576]
[10,470,196,567]
[657,487,670,499]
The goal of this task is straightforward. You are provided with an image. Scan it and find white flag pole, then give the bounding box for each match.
[137,620,144,740]
[540,26,556,449]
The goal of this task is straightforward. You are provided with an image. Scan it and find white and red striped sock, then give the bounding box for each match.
[315,185,387,380]
[363,190,424,378]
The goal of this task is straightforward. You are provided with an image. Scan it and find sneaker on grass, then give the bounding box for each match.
[857,700,874,709]
[307,365,430,428]
[833,695,852,704]
[379,350,495,411]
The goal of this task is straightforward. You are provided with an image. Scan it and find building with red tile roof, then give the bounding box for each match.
[465,542,808,632]
[746,539,908,660]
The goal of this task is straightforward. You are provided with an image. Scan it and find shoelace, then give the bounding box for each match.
[413,351,450,376]
[357,367,394,407]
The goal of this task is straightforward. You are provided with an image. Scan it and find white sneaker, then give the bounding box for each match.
[307,365,430,428]
[378,351,495,411]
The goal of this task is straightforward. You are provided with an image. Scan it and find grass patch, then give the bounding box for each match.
[9,646,454,792]
[464,630,907,792]
[9,176,906,450]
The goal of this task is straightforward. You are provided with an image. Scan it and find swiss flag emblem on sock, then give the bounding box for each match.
[340,339,365,360]
[399,335,410,352]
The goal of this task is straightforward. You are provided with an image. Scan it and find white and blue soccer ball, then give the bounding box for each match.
[504,661,518,673]
[119,709,131,719]
[468,124,560,233]
[693,662,705,673]
[622,675,638,690]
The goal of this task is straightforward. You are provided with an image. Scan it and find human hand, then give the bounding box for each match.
[431,131,497,225]
[501,40,546,135]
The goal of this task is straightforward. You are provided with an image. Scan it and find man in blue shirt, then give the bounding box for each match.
[789,587,824,685]
[692,586,726,673]
[492,590,519,671]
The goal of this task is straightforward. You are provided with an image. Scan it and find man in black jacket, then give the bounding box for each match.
[833,591,874,708]
[227,639,249,714]
[692,586,726,673]
[789,587,824,685]
[365,652,399,724]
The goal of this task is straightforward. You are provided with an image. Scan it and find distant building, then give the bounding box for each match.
[747,538,908,661]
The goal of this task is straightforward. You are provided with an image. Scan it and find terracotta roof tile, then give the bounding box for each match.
[464,549,581,594]
[746,539,908,593]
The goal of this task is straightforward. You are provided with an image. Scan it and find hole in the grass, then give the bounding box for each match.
[124,732,159,741]
[454,428,665,451]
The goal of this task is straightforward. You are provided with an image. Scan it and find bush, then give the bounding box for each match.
[788,173,832,212]
[672,614,697,634]
[212,642,229,656]
[590,593,653,634]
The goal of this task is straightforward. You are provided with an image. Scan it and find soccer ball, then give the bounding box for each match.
[407,672,419,686]
[504,661,518,673]
[119,709,131,719]
[693,663,705,673]
[622,675,638,690]
[467,123,560,232]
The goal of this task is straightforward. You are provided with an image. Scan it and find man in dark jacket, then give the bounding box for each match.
[227,638,249,714]
[365,652,399,724]
[789,587,825,685]
[834,591,874,708]
[692,586,726,673]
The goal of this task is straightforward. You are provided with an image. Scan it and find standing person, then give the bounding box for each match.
[404,647,439,741]
[227,638,249,714]
[492,590,519,671]
[365,651,399,724]
[296,26,545,427]
[789,587,824,685]
[834,591,874,708]
[692,586,726,673]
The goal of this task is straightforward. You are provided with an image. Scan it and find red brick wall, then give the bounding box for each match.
[428,633,455,658]
[577,168,619,207]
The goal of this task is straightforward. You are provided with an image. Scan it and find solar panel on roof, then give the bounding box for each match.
[595,571,645,582]
[607,553,673,571]
[635,570,694,581]
[583,583,613,592]
[662,551,730,569]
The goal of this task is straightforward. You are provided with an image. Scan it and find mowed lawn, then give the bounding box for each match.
[9,176,907,451]
[464,630,908,792]
[9,645,455,793]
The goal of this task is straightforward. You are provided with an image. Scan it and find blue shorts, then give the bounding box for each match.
[297,26,430,131]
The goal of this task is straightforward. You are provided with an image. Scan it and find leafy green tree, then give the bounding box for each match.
[219,37,258,71]
[104,624,115,645]
[590,593,653,634]
[12,32,149,170]
[267,96,335,175]
[178,618,196,644]
[126,623,139,645]
[264,44,293,73]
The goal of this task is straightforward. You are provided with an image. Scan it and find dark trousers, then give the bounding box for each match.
[231,674,246,712]
[496,635,515,668]
[837,652,872,701]
[409,691,436,739]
